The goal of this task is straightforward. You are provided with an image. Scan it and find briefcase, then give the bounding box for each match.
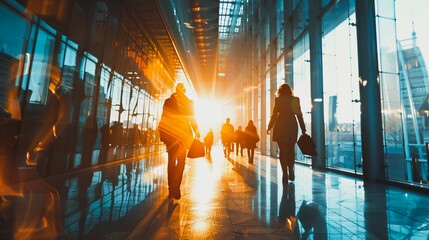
[297,134,317,156]
[187,139,205,158]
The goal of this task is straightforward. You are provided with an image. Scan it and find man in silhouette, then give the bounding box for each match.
[158,83,199,199]
[221,118,234,157]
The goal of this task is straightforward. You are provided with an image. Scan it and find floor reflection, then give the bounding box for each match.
[217,148,429,239]
[4,147,429,239]
[54,154,168,239]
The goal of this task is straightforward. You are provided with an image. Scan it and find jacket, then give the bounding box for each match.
[158,93,198,149]
[244,124,259,149]
[267,96,305,143]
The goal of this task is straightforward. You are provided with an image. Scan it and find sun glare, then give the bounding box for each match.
[195,99,223,132]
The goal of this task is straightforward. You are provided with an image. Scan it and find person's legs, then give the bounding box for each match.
[167,143,178,197]
[285,143,295,181]
[247,148,251,163]
[174,143,187,199]
[240,143,243,156]
[248,148,254,164]
[278,142,289,186]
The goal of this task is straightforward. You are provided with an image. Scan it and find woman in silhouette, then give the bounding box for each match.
[244,120,259,164]
[267,83,306,184]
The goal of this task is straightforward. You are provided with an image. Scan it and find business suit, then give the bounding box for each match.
[268,95,305,185]
[159,91,198,199]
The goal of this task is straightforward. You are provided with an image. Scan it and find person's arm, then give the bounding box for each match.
[267,98,279,134]
[293,97,306,134]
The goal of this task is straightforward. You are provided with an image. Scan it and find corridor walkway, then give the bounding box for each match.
[8,147,429,239]
[127,147,429,239]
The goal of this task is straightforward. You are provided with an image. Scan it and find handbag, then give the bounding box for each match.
[187,139,205,158]
[297,134,317,156]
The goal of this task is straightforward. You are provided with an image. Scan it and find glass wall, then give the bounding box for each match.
[293,33,311,164]
[292,0,309,40]
[232,0,429,188]
[378,0,429,183]
[0,0,174,182]
[322,0,361,173]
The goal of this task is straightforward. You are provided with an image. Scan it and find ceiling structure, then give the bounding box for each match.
[190,0,219,93]
[123,0,183,89]
[125,0,220,96]
[219,0,243,41]
[217,0,244,99]
[124,0,244,98]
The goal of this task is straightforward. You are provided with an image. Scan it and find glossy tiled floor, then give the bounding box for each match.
[130,147,429,239]
[4,146,429,239]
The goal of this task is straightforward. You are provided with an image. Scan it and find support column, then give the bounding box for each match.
[260,1,267,154]
[308,0,325,169]
[269,1,278,157]
[355,0,385,183]
[283,0,293,86]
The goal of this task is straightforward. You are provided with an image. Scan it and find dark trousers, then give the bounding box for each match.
[247,148,255,163]
[278,142,295,185]
[223,141,232,157]
[236,142,243,156]
[167,142,186,194]
[205,144,212,155]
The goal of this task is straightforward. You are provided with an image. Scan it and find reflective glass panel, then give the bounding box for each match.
[322,0,361,173]
[28,29,55,104]
[293,33,311,164]
[0,3,31,118]
[389,0,429,183]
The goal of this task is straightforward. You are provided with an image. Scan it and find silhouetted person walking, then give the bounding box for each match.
[244,120,259,164]
[234,126,244,156]
[159,83,199,199]
[204,128,214,156]
[221,118,234,157]
[267,83,306,185]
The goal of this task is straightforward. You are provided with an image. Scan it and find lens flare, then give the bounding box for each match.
[195,99,222,131]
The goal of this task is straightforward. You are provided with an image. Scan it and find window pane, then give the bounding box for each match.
[377,17,398,73]
[376,0,395,19]
[0,3,30,119]
[110,75,122,125]
[322,1,361,172]
[0,3,30,58]
[121,81,131,127]
[380,0,429,184]
[293,33,311,164]
[292,0,309,40]
[28,29,55,104]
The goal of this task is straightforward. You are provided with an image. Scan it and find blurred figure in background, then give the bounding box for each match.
[221,118,234,158]
[244,120,259,164]
[204,128,214,156]
[234,126,244,156]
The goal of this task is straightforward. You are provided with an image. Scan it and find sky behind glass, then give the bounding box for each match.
[396,0,429,63]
